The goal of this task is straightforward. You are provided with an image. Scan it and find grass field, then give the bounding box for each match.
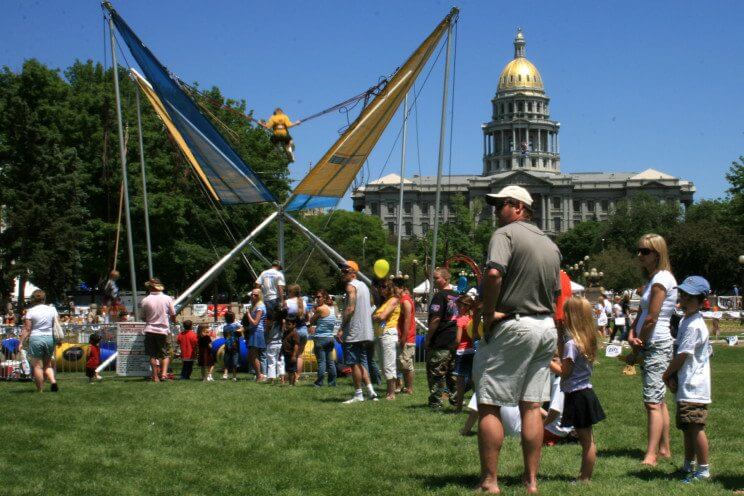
[1,345,743,496]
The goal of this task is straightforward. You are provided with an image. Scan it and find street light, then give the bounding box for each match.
[412,259,419,291]
[738,255,744,312]
[362,236,368,266]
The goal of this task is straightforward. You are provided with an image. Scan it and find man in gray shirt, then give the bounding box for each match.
[472,185,561,494]
[339,260,378,404]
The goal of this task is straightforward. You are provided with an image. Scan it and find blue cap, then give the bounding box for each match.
[677,276,711,296]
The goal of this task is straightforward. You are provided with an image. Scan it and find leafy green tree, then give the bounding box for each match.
[556,221,603,264]
[0,60,88,301]
[603,193,681,252]
[588,247,644,291]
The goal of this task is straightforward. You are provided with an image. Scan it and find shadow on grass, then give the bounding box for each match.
[716,474,744,491]
[414,472,576,490]
[597,447,645,459]
[627,468,672,481]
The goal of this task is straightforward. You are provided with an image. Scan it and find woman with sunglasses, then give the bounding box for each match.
[628,233,677,466]
[309,289,337,386]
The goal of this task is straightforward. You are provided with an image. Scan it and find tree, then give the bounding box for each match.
[556,221,603,264]
[588,247,644,291]
[0,60,88,301]
[603,193,681,252]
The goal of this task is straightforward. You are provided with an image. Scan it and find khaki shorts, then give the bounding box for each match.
[144,332,169,360]
[473,316,557,407]
[676,402,708,430]
[397,343,416,372]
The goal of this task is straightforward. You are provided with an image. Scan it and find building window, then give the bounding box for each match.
[552,197,561,210]
[554,217,562,232]
[404,222,412,236]
[387,202,396,215]
[421,222,429,234]
[587,201,595,212]
[573,199,581,212]
[600,200,609,212]
[388,222,395,233]
[370,202,379,215]
[404,202,412,215]
[508,103,513,113]
[421,202,430,215]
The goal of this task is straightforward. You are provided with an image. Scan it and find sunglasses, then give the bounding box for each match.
[637,248,655,256]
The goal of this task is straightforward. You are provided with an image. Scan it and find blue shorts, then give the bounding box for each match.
[345,341,371,365]
[223,350,239,372]
[29,335,55,360]
[453,353,474,377]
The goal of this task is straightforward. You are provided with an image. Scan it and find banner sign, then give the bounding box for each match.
[192,304,208,317]
[116,322,150,376]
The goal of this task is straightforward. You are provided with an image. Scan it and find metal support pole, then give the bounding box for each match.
[428,24,453,305]
[173,211,278,311]
[277,210,285,268]
[109,16,139,320]
[283,212,372,286]
[134,86,154,279]
[395,93,409,275]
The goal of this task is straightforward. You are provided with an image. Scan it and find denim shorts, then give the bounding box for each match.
[223,350,239,372]
[641,339,673,404]
[28,335,55,360]
[453,353,474,377]
[345,341,371,365]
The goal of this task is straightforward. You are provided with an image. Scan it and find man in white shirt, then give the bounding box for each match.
[255,261,286,317]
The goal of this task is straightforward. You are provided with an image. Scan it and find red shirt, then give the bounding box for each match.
[456,314,473,352]
[86,344,101,368]
[177,330,198,360]
[397,293,416,344]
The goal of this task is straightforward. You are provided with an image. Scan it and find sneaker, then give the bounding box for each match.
[343,396,365,404]
[207,376,214,382]
[222,373,228,380]
[232,377,238,382]
[50,383,59,392]
[682,472,711,484]
[370,394,379,402]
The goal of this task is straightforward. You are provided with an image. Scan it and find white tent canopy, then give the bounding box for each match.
[413,279,430,295]
[570,280,585,294]
[12,277,40,301]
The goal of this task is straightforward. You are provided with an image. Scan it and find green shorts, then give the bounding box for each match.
[29,335,55,360]
[676,402,708,430]
[144,333,169,360]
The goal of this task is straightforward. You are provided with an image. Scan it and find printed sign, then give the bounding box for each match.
[116,322,150,376]
[614,317,626,326]
[605,344,622,358]
[192,304,208,317]
[726,336,739,347]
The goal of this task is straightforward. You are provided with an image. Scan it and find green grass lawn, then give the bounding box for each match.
[1,346,743,496]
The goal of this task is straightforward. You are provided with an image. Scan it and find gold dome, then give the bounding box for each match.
[497,29,544,94]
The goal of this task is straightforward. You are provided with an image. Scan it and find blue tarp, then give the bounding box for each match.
[109,8,275,205]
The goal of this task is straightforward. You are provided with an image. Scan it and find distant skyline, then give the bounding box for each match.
[2,0,742,209]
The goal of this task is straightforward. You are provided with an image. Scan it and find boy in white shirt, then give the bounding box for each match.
[663,276,712,483]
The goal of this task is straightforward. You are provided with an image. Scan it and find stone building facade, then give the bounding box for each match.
[351,29,695,238]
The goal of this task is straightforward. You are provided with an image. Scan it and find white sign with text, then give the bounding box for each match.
[116,322,150,376]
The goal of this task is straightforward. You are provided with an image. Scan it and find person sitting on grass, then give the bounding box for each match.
[86,333,102,383]
[663,276,713,483]
[197,324,215,381]
[177,320,198,380]
[282,319,300,386]
[557,296,606,482]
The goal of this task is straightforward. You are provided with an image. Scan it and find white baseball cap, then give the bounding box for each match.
[485,185,533,207]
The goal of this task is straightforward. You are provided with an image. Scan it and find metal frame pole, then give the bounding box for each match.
[428,24,453,305]
[283,212,372,286]
[134,86,154,279]
[108,16,139,320]
[395,93,409,275]
[277,209,285,268]
[173,211,278,311]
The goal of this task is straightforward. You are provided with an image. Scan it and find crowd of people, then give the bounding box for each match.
[5,185,719,490]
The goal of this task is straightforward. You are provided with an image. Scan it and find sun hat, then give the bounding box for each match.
[677,275,711,296]
[144,278,164,291]
[485,185,533,207]
[338,260,359,273]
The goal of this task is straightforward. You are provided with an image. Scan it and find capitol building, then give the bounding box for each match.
[352,29,695,238]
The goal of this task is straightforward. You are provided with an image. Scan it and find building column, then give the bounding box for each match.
[556,132,560,154]
[541,195,547,231]
[512,128,516,151]
[537,128,542,153]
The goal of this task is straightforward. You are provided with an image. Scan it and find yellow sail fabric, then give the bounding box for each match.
[130,69,219,201]
[287,8,458,210]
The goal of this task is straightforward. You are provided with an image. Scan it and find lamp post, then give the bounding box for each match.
[738,255,744,315]
[362,236,368,266]
[412,259,419,292]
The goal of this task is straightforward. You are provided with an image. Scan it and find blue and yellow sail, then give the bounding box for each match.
[106,3,275,205]
[286,8,458,211]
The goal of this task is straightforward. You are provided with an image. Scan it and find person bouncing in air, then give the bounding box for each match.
[259,108,300,162]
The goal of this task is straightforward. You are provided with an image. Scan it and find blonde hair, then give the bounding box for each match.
[287,284,301,297]
[251,289,263,305]
[638,233,672,274]
[562,296,598,363]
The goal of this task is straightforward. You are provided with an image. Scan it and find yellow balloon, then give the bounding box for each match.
[373,259,389,279]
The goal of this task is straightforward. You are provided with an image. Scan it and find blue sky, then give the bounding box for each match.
[2,0,742,209]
